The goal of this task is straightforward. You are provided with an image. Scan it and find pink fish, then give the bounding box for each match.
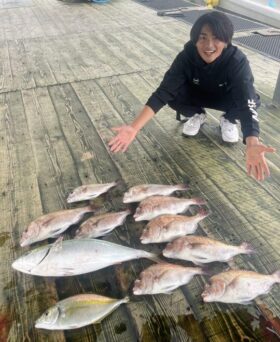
[202,269,280,304]
[133,262,205,295]
[163,236,255,265]
[134,196,206,221]
[140,208,209,243]
[20,206,95,246]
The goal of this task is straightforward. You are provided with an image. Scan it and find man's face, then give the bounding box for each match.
[196,24,227,64]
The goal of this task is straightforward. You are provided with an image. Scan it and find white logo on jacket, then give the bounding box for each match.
[193,78,200,85]
[248,99,259,121]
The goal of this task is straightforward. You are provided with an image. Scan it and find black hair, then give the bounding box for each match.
[190,11,234,44]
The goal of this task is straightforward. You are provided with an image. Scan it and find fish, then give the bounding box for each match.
[12,238,160,277]
[140,208,209,244]
[133,262,205,295]
[134,196,206,221]
[123,183,189,203]
[202,269,280,304]
[20,206,95,247]
[75,209,131,239]
[67,181,118,203]
[163,236,255,265]
[35,294,129,330]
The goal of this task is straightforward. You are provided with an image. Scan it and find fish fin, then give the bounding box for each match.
[51,236,64,253]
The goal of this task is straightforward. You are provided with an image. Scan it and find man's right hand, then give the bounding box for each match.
[108,125,138,153]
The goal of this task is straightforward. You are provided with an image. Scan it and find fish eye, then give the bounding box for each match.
[44,311,50,316]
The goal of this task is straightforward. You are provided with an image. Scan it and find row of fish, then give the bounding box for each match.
[35,267,280,330]
[13,182,280,330]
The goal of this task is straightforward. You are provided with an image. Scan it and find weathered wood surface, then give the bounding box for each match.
[0,0,280,341]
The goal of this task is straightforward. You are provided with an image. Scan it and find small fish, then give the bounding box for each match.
[12,238,160,277]
[35,294,129,330]
[163,236,255,265]
[133,262,205,295]
[67,181,118,203]
[140,208,209,244]
[75,209,131,239]
[20,206,95,247]
[134,196,206,221]
[202,269,280,304]
[123,183,189,203]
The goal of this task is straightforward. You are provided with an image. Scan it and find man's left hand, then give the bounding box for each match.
[246,138,276,181]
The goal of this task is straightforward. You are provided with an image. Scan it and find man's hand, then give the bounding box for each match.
[246,137,276,181]
[108,125,138,153]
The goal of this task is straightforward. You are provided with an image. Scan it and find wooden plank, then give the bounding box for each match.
[7,39,36,90]
[0,91,64,341]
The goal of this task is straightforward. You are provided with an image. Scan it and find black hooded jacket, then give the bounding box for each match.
[146,41,260,140]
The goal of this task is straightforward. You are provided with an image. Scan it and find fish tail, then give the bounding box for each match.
[193,197,207,206]
[177,183,190,191]
[240,242,256,255]
[115,179,125,187]
[86,204,102,213]
[272,270,280,282]
[122,296,130,304]
[197,207,210,217]
[145,253,163,264]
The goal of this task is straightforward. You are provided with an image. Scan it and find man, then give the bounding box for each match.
[109,12,275,181]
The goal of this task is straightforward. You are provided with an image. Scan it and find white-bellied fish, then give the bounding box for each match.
[123,183,189,203]
[202,269,280,304]
[35,294,129,330]
[163,236,254,265]
[67,181,118,203]
[133,262,205,295]
[75,209,131,239]
[140,208,209,244]
[20,206,95,247]
[13,238,160,276]
[134,196,206,221]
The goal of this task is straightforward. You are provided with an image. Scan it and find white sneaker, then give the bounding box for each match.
[220,116,239,143]
[182,113,206,136]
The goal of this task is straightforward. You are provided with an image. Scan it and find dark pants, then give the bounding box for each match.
[168,83,260,123]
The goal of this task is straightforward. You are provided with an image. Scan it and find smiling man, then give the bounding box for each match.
[109,12,275,181]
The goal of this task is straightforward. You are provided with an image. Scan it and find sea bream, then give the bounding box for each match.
[20,206,95,247]
[35,294,129,330]
[12,238,160,276]
[75,209,131,239]
[67,181,118,203]
[133,262,205,295]
[140,208,209,244]
[163,236,254,265]
[202,269,280,304]
[123,183,189,203]
[134,196,206,221]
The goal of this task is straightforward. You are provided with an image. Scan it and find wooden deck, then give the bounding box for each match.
[0,0,280,341]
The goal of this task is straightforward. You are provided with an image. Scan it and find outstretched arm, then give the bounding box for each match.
[246,136,276,181]
[108,105,155,153]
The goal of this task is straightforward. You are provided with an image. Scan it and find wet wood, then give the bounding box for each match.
[0,0,279,341]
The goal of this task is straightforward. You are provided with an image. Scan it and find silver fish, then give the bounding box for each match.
[133,262,205,295]
[123,183,189,203]
[140,208,209,244]
[163,236,254,265]
[134,196,206,221]
[75,210,131,239]
[202,269,280,304]
[67,181,118,203]
[20,206,95,247]
[35,294,129,330]
[12,238,160,277]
